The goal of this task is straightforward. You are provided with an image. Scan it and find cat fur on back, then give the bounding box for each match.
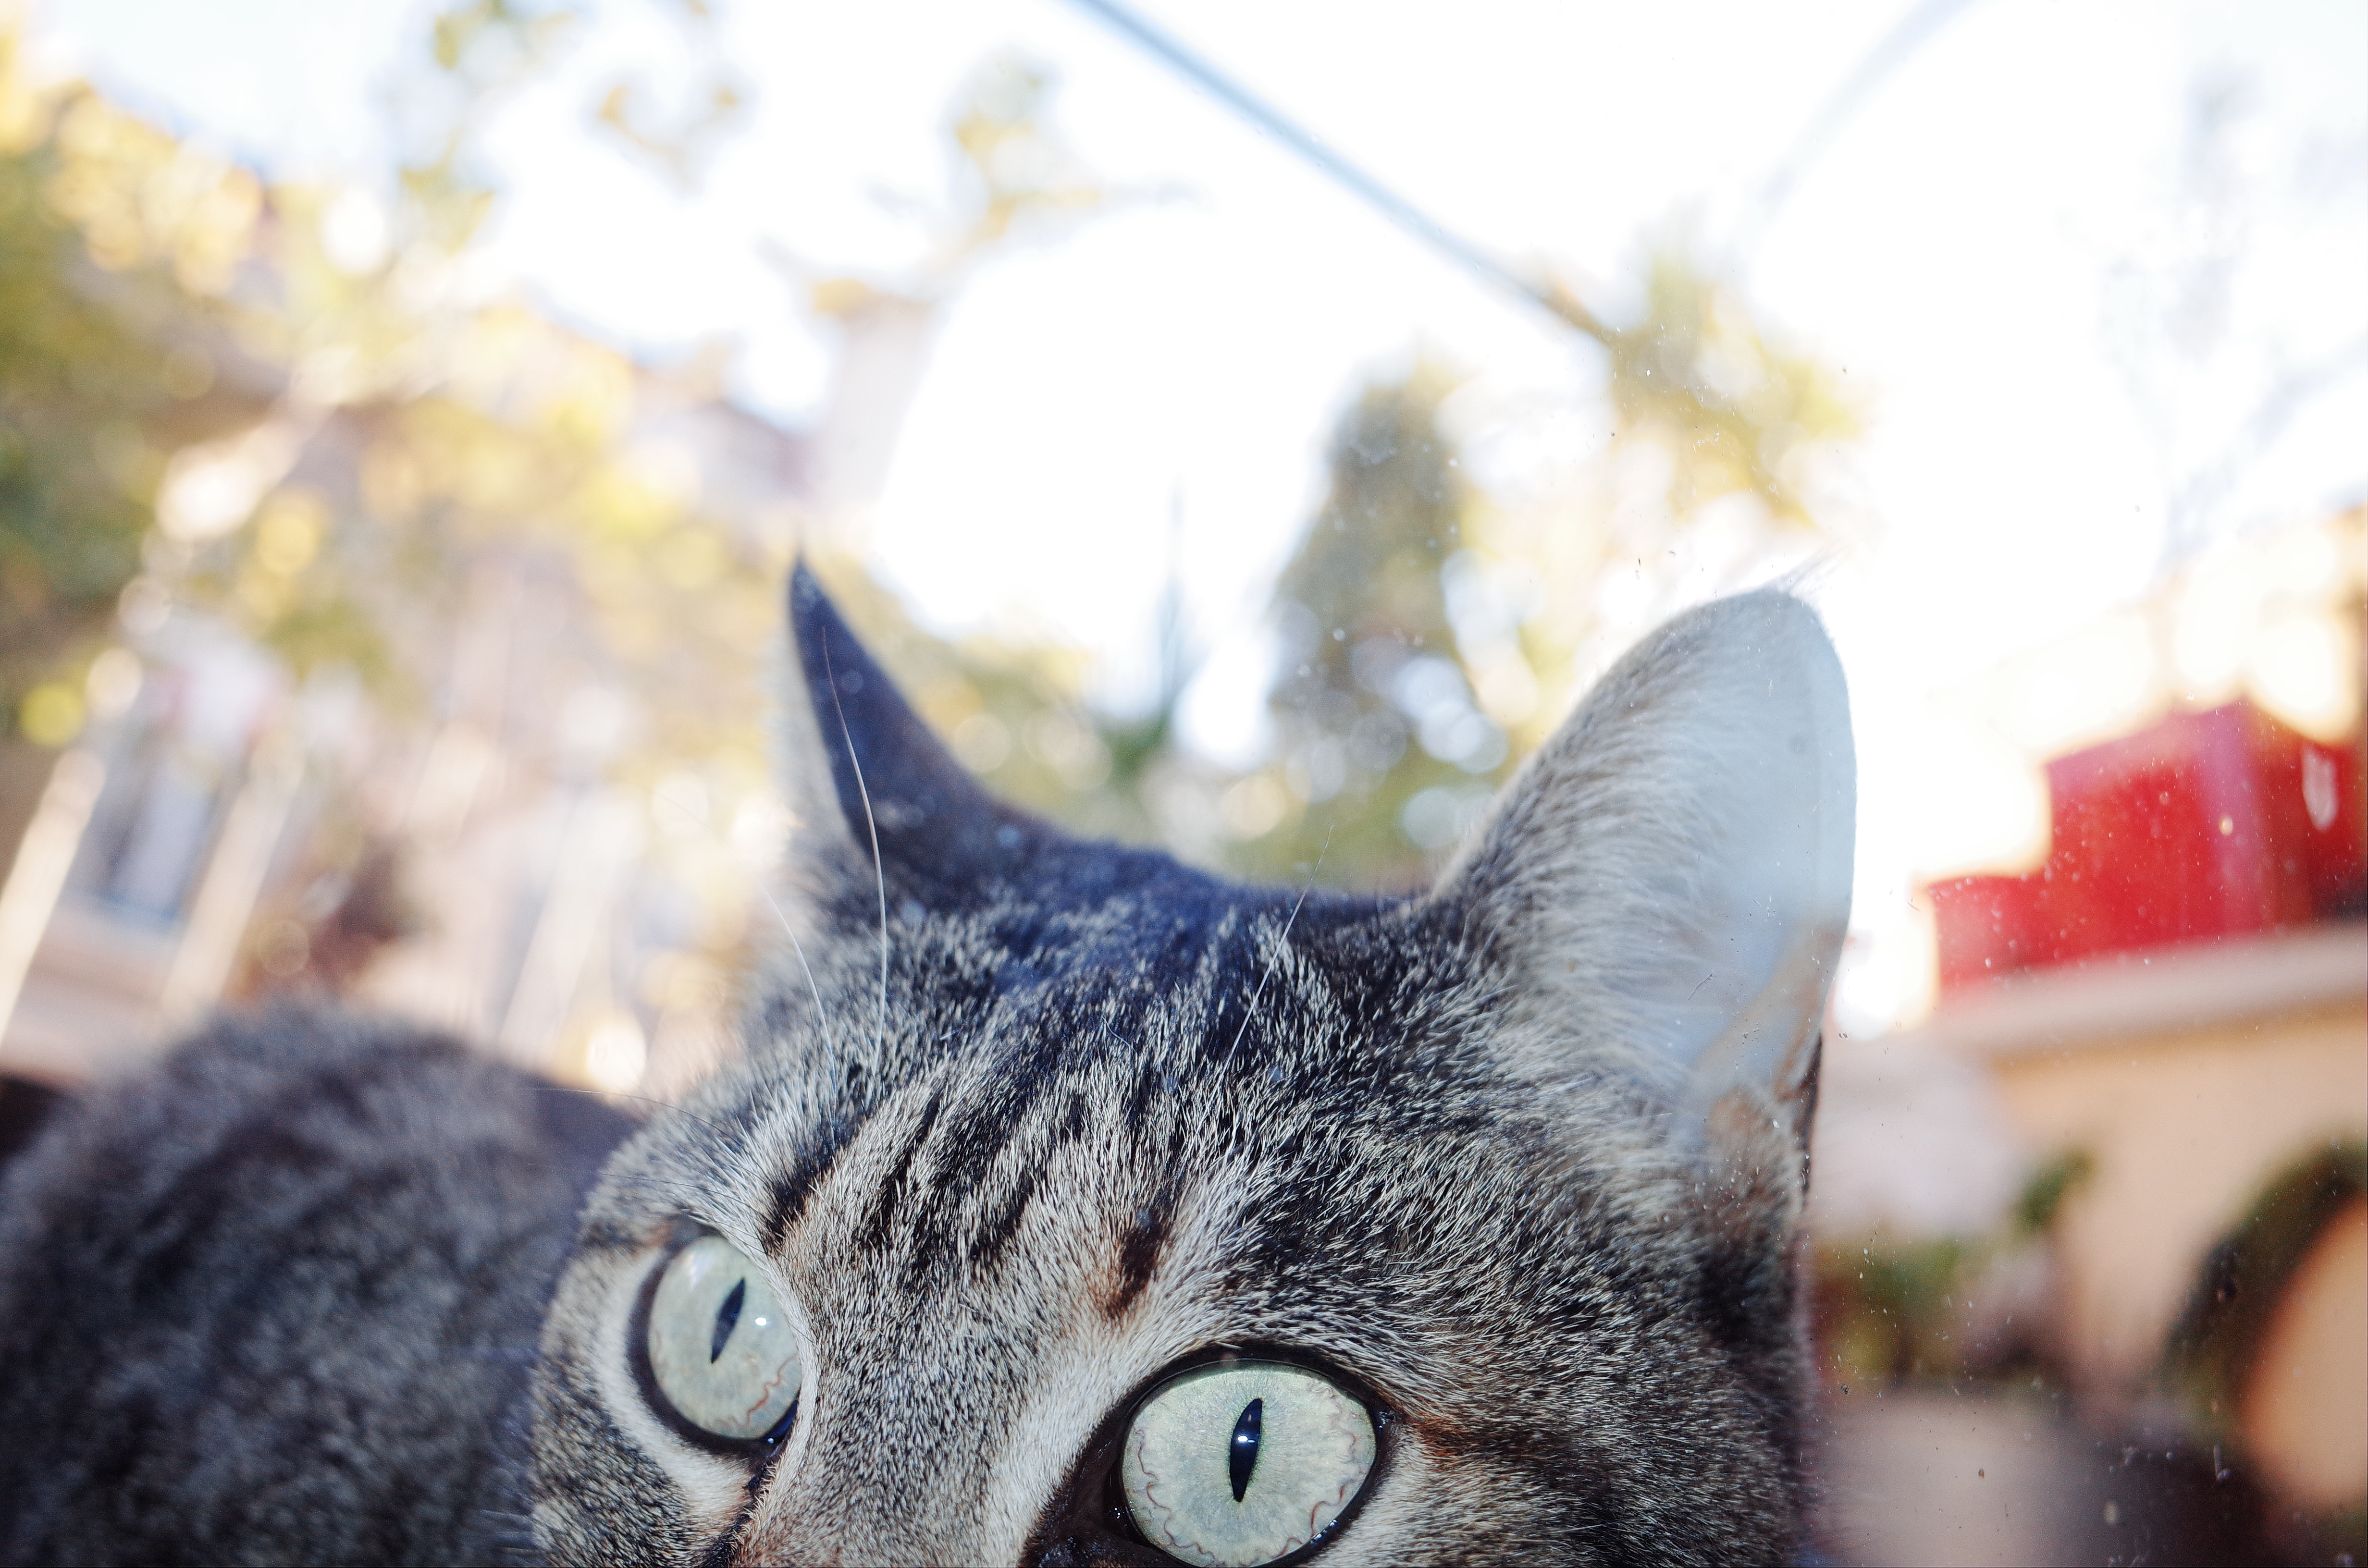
[0,564,1853,1567]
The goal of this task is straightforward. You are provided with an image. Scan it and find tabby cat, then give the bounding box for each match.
[0,564,1854,1567]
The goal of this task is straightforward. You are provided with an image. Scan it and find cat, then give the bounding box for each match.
[0,563,1854,1567]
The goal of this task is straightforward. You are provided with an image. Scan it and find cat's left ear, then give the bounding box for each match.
[1428,589,1854,1164]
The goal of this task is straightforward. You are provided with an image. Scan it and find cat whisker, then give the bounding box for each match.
[1226,827,1332,1059]
[752,873,843,1058]
[818,634,892,1060]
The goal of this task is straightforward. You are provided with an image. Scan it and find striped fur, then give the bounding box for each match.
[0,568,1849,1567]
[530,568,1853,1566]
[0,1009,633,1565]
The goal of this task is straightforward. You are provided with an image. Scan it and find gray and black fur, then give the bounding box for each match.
[0,564,1854,1566]
[0,1010,632,1564]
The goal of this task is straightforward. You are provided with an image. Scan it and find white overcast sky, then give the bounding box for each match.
[25,0,2368,1013]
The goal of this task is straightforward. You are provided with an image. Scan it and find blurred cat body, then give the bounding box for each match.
[0,565,1854,1567]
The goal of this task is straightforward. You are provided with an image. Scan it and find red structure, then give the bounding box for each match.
[1929,702,2367,993]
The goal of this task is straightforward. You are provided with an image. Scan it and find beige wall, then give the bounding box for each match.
[1986,996,2367,1395]
[2244,1199,2368,1509]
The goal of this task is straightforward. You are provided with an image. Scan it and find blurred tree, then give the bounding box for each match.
[802,552,1154,846]
[0,0,1190,1041]
[0,2,802,1038]
[785,55,1163,535]
[53,0,791,768]
[0,36,267,745]
[1234,367,1484,887]
[1577,252,1857,530]
[822,240,1867,894]
[402,0,582,250]
[992,0,1871,886]
[1,0,1867,1023]
[790,54,1145,313]
[1502,254,1863,746]
[1211,257,1861,891]
[591,0,749,194]
[757,54,1183,847]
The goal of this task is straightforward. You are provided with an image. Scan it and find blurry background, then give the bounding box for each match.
[0,0,2360,1561]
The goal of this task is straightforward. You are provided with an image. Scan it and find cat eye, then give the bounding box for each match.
[641,1234,802,1444]
[1120,1360,1377,1568]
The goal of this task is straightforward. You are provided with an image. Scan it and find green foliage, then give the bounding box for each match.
[591,0,747,193]
[1585,253,1859,527]
[0,1,808,830]
[944,58,1116,261]
[1193,245,1863,894]
[802,54,1154,323]
[0,0,1872,1027]
[0,44,264,741]
[1814,1236,1974,1385]
[409,0,581,247]
[810,554,1157,847]
[1812,1144,2096,1392]
[2012,1147,2096,1238]
[2164,1139,2368,1442]
[1233,368,1489,887]
[0,1,1165,867]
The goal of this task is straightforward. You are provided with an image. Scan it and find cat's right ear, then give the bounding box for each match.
[1427,589,1855,1161]
[773,563,1073,926]
[769,563,878,910]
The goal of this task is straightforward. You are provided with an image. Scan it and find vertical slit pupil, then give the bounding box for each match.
[1228,1397,1264,1503]
[711,1279,747,1363]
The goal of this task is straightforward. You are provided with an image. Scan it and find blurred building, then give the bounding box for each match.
[1923,700,2363,1394]
[0,359,812,1097]
[1811,506,2366,1563]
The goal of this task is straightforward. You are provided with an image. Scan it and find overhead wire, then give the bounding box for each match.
[1730,0,1984,260]
[1063,0,1986,304]
[1056,0,1609,344]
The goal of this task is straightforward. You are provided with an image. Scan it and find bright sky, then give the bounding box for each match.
[28,0,2368,1027]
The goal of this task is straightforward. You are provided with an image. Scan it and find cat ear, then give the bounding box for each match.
[777,566,1246,974]
[777,564,1068,917]
[1430,589,1854,1155]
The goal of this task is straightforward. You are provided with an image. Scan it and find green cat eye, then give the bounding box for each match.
[643,1235,802,1443]
[1120,1361,1377,1568]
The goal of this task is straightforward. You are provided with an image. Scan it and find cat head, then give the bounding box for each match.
[530,564,1854,1567]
